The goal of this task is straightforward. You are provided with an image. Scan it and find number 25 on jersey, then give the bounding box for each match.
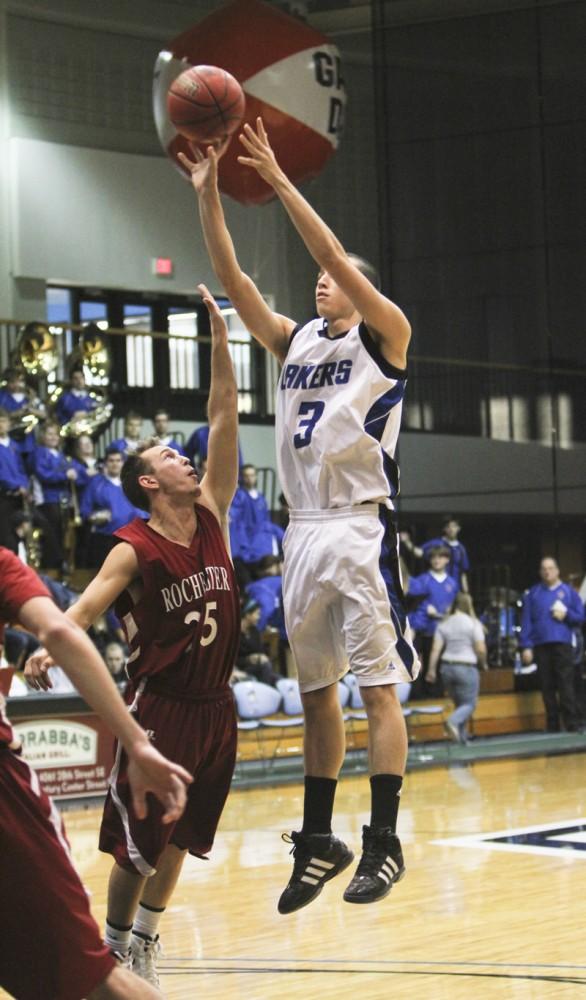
[185,601,218,647]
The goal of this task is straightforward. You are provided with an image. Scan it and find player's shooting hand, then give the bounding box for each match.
[127,741,193,824]
[178,136,230,196]
[198,284,228,343]
[237,118,284,186]
[24,648,56,691]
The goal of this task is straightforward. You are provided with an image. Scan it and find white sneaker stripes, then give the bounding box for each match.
[378,854,400,885]
[300,856,336,885]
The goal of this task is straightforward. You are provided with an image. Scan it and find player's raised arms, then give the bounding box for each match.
[178,142,296,364]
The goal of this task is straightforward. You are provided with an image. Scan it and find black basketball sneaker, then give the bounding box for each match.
[343,825,405,904]
[278,831,354,914]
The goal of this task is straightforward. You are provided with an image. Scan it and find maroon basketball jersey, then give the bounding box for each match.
[0,548,49,746]
[114,503,240,694]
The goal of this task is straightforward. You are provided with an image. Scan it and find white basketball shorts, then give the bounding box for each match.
[282,504,420,693]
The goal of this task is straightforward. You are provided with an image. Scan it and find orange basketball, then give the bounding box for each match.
[167,65,245,144]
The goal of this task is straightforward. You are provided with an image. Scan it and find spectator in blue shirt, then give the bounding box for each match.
[186,422,244,474]
[229,464,284,578]
[152,409,185,456]
[520,556,585,732]
[246,555,284,632]
[80,449,147,567]
[407,545,459,691]
[0,408,29,551]
[32,422,79,568]
[0,369,45,465]
[422,517,470,592]
[55,369,97,427]
[68,433,102,567]
[107,412,143,461]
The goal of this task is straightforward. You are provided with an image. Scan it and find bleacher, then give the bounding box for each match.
[233,668,548,770]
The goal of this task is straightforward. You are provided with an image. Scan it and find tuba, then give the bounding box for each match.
[58,324,114,438]
[2,323,58,437]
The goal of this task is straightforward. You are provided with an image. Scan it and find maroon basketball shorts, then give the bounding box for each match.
[0,748,114,1000]
[100,686,237,875]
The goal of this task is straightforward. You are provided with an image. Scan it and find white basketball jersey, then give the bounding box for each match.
[275,318,407,510]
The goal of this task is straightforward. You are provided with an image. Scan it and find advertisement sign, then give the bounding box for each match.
[13,713,115,800]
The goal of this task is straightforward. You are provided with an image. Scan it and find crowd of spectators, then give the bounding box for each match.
[402,521,586,740]
[0,367,287,697]
[1,366,585,739]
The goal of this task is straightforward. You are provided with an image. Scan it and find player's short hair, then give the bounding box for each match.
[121,438,158,511]
[427,545,450,561]
[442,515,460,529]
[348,254,381,291]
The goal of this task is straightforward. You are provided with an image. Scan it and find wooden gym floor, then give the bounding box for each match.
[4,752,586,999]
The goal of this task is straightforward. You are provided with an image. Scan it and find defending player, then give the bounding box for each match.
[0,546,191,1000]
[26,286,241,989]
[179,121,420,912]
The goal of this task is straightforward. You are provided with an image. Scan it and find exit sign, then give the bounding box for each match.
[152,256,173,277]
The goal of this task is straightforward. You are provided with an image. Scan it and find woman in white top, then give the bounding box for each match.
[426,592,487,744]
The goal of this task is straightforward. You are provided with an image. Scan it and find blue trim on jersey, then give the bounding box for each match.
[287,323,302,350]
[359,323,408,380]
[378,508,415,677]
[318,320,350,341]
[364,382,405,440]
[364,383,404,499]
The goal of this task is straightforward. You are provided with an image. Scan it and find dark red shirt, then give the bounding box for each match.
[114,504,240,695]
[0,549,50,746]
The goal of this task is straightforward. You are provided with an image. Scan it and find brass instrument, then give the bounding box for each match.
[16,323,59,377]
[1,322,58,437]
[58,324,113,439]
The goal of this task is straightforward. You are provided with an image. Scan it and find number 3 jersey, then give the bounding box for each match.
[114,503,240,695]
[276,318,408,510]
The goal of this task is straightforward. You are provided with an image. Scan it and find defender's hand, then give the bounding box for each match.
[25,648,56,691]
[237,118,285,187]
[127,742,193,824]
[198,283,229,344]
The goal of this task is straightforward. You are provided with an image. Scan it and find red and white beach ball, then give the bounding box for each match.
[153,0,347,205]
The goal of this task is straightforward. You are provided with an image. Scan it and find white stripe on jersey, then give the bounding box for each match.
[276,319,407,511]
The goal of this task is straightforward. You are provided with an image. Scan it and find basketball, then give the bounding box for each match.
[167,65,245,144]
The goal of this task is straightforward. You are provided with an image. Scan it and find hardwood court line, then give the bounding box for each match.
[159,957,586,970]
[157,965,586,987]
[434,815,586,857]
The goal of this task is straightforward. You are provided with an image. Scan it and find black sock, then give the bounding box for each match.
[301,776,337,835]
[370,773,403,831]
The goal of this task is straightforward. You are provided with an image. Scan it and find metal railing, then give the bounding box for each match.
[2,318,585,445]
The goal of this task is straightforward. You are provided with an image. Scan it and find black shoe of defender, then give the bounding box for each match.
[343,825,405,904]
[278,831,354,915]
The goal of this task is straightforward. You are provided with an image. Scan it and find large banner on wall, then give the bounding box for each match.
[13,713,115,800]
